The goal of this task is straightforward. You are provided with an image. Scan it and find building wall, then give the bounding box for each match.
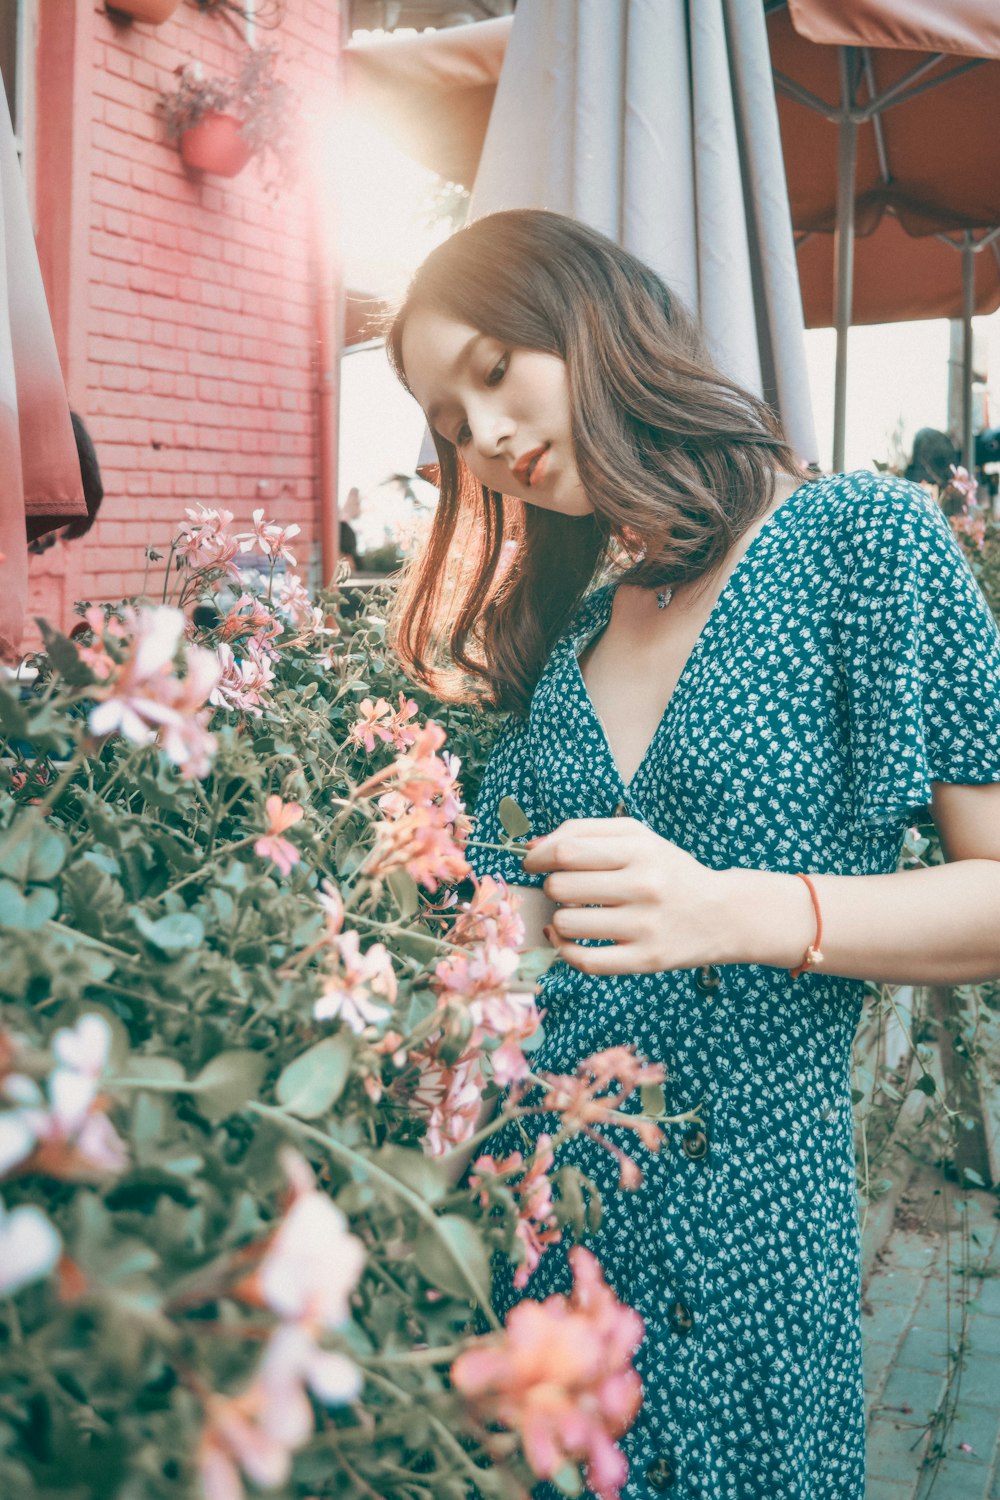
[27,0,342,640]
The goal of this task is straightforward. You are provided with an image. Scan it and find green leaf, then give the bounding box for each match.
[552,1465,584,1497]
[30,829,67,883]
[412,1214,491,1303]
[37,620,97,687]
[126,1056,187,1087]
[131,909,205,954]
[913,1074,937,1096]
[21,886,59,928]
[639,1083,666,1117]
[497,796,531,840]
[386,867,419,919]
[961,1168,986,1188]
[192,1049,267,1122]
[275,1035,353,1118]
[0,879,27,927]
[516,946,558,983]
[373,1144,449,1205]
[850,1087,866,1105]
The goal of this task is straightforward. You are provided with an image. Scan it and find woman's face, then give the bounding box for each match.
[399,307,592,516]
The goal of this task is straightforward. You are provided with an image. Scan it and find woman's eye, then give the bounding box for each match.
[455,422,472,446]
[485,353,509,387]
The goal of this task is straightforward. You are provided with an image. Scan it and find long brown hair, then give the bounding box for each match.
[385,209,803,717]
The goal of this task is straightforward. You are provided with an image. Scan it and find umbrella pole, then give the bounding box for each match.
[832,48,857,474]
[961,231,975,474]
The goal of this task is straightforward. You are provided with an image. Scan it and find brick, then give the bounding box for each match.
[894,1324,954,1376]
[949,1403,1000,1467]
[917,1459,991,1500]
[877,1366,946,1424]
[865,1418,931,1481]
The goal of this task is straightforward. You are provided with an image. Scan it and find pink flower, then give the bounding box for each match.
[245,508,300,566]
[198,1392,292,1500]
[1,1015,128,1183]
[313,929,396,1034]
[316,879,344,938]
[87,607,220,780]
[350,697,396,754]
[274,572,312,627]
[515,1047,666,1192]
[175,506,243,576]
[451,1246,644,1500]
[470,1132,562,1289]
[211,641,275,717]
[217,593,283,654]
[405,1045,485,1157]
[254,795,304,877]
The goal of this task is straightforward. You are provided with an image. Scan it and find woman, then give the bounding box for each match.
[386,209,1000,1500]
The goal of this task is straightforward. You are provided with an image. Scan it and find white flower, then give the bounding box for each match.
[258,1192,365,1330]
[0,1199,61,1295]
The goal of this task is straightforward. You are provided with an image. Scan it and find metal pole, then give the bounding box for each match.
[962,231,975,473]
[832,48,857,473]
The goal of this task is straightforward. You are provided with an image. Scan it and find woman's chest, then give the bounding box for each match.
[531,585,848,837]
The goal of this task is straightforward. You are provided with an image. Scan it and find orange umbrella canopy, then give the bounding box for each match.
[771,0,1000,325]
[343,1,1000,328]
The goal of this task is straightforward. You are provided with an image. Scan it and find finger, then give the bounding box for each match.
[543,871,629,905]
[550,905,638,942]
[522,835,630,875]
[553,940,655,976]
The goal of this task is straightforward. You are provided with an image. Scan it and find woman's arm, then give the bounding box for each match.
[521,783,1000,984]
[720,781,1000,986]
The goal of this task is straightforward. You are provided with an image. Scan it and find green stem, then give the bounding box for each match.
[248,1102,500,1328]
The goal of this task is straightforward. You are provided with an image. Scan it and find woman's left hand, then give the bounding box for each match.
[520,816,732,975]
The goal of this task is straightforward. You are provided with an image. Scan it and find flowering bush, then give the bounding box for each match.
[0,508,679,1500]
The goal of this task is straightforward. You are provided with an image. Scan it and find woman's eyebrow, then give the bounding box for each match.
[426,332,484,429]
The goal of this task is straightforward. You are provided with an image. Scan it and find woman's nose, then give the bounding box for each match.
[469,404,513,461]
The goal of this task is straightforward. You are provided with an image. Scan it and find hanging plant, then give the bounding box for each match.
[160,45,297,184]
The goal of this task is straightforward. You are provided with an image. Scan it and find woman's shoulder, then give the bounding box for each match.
[809,468,944,534]
[799,468,954,571]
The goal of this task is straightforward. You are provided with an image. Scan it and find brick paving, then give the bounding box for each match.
[862,1168,1000,1500]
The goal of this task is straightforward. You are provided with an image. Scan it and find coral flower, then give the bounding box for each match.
[254,795,304,876]
[451,1247,643,1500]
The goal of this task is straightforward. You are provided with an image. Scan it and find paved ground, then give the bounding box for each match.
[862,1166,1000,1500]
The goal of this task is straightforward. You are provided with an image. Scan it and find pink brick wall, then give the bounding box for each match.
[28,0,342,641]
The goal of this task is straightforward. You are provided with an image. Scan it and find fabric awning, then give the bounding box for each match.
[0,75,85,659]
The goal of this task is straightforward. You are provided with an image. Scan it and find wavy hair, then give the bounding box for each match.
[385,209,803,717]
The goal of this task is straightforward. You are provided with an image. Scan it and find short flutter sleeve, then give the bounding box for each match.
[464,714,550,889]
[836,477,1000,831]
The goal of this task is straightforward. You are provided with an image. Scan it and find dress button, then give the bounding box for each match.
[681,1125,709,1160]
[667,1298,695,1335]
[693,964,721,994]
[645,1455,676,1491]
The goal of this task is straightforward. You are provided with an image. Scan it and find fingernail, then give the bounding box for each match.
[523,836,542,849]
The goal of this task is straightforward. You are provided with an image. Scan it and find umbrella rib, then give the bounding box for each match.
[857,56,984,122]
[861,51,891,184]
[772,70,838,120]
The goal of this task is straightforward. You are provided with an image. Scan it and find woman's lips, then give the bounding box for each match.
[519,443,550,488]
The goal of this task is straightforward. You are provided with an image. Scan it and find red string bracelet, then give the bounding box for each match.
[789,873,824,979]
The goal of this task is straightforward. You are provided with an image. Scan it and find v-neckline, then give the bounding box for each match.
[570,480,812,796]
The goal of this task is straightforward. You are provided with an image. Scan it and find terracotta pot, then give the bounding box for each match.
[106,0,182,22]
[179,113,253,178]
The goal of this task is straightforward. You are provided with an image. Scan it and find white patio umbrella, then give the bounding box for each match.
[462,0,818,464]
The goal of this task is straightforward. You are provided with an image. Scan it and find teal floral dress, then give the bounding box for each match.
[465,472,1000,1500]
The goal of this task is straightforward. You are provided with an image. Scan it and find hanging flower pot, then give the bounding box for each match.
[106,0,182,22]
[161,49,298,191]
[179,112,252,177]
